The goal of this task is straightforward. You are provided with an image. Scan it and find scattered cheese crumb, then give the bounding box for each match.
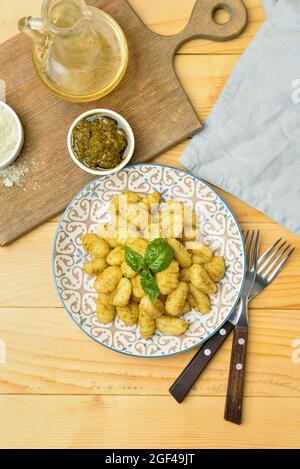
[0,160,29,188]
[0,155,46,189]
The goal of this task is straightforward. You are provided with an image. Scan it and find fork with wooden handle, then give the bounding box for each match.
[169,236,295,405]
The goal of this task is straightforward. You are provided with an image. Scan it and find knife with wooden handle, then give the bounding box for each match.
[169,304,241,403]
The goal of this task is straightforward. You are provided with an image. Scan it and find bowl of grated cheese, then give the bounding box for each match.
[0,101,24,170]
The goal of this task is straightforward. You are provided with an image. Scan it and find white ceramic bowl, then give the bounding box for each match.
[67,109,135,176]
[0,101,24,170]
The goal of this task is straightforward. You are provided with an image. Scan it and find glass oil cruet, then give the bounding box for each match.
[18,0,128,102]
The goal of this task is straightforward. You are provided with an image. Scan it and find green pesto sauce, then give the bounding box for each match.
[72,116,128,170]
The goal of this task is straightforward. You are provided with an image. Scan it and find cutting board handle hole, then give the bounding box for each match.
[212,5,231,25]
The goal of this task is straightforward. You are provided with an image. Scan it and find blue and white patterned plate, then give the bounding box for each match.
[53,164,245,358]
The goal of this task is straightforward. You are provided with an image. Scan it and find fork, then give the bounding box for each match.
[169,237,295,405]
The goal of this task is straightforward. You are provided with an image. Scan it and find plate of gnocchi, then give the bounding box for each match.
[53,164,245,357]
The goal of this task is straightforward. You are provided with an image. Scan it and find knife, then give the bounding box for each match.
[169,301,242,403]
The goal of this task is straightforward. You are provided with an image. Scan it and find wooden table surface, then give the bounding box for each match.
[0,0,300,449]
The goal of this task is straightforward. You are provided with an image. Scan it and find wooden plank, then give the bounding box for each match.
[0,0,264,55]
[0,220,298,309]
[174,54,240,121]
[0,0,41,43]
[1,0,297,452]
[0,47,266,244]
[131,0,264,55]
[5,0,233,245]
[0,307,299,395]
[0,395,299,448]
[0,52,273,227]
[50,146,271,224]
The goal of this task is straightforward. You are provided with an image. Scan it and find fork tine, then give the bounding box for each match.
[243,230,250,268]
[244,230,249,247]
[257,240,287,275]
[253,230,260,271]
[247,230,255,268]
[267,248,295,283]
[262,243,291,278]
[251,231,260,272]
[257,238,282,268]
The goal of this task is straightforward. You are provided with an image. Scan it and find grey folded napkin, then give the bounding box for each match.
[180,0,300,235]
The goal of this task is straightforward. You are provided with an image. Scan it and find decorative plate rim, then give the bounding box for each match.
[52,163,246,359]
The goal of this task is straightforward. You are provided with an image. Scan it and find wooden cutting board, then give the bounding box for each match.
[0,0,247,246]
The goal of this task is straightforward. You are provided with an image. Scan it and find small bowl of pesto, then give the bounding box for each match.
[67,109,135,176]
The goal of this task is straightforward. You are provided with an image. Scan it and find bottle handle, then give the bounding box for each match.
[18,17,47,45]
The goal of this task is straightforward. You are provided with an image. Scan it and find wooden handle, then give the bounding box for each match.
[172,0,248,50]
[224,327,248,425]
[169,321,234,403]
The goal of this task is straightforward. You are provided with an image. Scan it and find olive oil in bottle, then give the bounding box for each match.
[18,0,128,102]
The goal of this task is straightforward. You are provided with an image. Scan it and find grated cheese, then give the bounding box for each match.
[0,160,29,188]
[0,106,18,163]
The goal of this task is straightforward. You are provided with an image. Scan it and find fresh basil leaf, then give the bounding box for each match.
[141,269,160,302]
[125,246,145,272]
[144,238,175,272]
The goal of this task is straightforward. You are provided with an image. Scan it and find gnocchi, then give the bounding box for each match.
[106,246,125,266]
[131,274,145,299]
[121,261,137,279]
[83,257,107,276]
[191,245,213,265]
[165,282,189,317]
[139,296,165,319]
[179,267,191,282]
[190,264,217,295]
[205,256,225,282]
[156,315,188,336]
[117,303,139,326]
[94,266,123,293]
[155,259,179,295]
[189,285,211,314]
[126,238,148,255]
[82,233,110,258]
[82,191,225,339]
[141,192,160,210]
[111,277,132,307]
[139,310,156,339]
[110,192,141,212]
[96,294,116,324]
[167,238,192,268]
